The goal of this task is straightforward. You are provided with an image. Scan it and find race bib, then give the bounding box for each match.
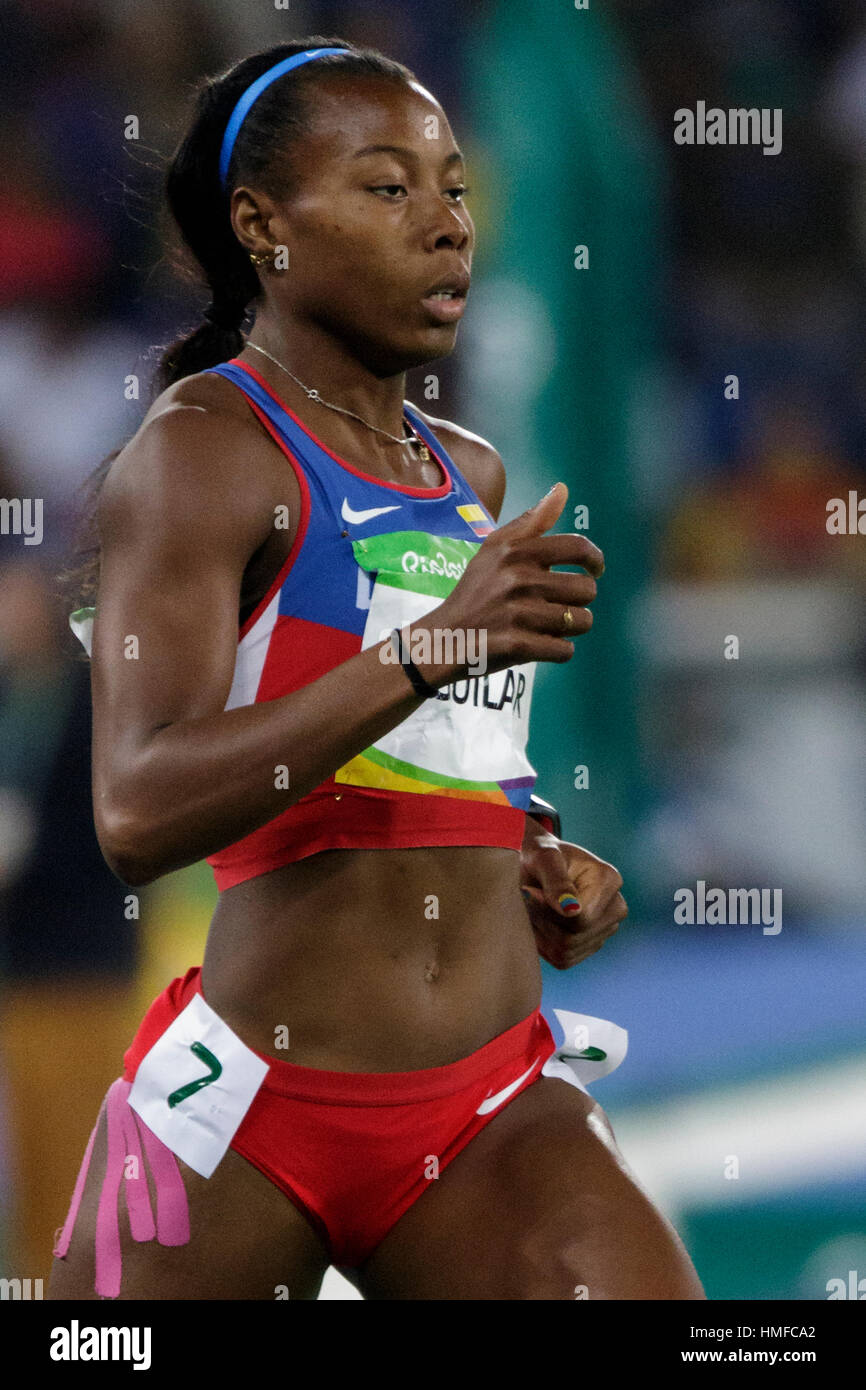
[335,530,537,806]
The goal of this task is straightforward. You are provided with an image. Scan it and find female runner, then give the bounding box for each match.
[49,37,704,1300]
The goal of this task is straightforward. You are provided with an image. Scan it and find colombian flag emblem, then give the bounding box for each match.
[456,503,493,537]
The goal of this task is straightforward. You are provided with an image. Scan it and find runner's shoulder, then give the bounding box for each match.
[409,406,506,520]
[97,369,276,548]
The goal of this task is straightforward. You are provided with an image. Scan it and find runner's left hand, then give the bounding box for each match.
[519,825,627,970]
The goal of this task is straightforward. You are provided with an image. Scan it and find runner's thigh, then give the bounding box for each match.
[47,1089,330,1300]
[357,1076,706,1300]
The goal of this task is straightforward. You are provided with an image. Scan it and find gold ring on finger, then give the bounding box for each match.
[562,608,575,631]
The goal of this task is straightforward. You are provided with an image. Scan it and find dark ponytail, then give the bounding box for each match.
[57,35,415,635]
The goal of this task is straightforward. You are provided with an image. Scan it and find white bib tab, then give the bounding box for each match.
[542,1008,628,1091]
[128,993,269,1178]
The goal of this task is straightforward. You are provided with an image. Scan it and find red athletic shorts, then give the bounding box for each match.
[122,966,563,1271]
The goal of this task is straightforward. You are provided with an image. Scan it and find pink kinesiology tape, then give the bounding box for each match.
[53,1077,191,1297]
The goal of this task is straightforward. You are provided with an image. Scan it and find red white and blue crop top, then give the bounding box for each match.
[70,358,538,890]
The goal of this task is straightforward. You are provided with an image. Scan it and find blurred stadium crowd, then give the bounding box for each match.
[1,0,864,1297]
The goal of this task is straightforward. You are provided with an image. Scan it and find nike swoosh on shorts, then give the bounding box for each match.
[341,498,402,525]
[475,1058,541,1116]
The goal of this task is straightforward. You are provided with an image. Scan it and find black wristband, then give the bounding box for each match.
[527,793,562,839]
[391,627,440,699]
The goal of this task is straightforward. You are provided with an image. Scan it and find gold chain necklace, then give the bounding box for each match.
[244,340,430,462]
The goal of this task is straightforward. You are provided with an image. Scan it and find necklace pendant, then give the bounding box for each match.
[418,443,430,462]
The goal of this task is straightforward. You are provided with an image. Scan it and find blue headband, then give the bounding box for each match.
[218,47,351,191]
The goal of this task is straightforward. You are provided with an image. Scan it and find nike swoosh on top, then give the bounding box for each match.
[341,498,402,525]
[475,1058,541,1116]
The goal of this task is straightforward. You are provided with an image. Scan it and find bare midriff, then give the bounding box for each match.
[201,844,542,1072]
